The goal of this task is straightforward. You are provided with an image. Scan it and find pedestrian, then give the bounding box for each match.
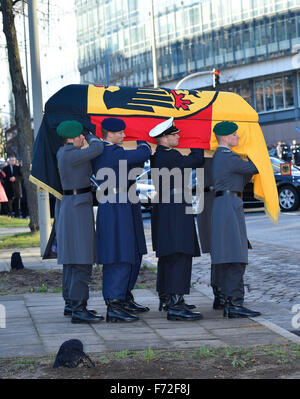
[211,121,261,318]
[276,141,283,159]
[149,117,204,321]
[2,156,23,217]
[291,139,300,166]
[56,120,104,324]
[281,142,290,161]
[0,168,8,213]
[92,117,151,323]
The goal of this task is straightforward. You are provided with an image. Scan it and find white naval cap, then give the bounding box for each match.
[149,117,180,138]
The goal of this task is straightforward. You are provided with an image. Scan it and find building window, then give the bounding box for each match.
[264,79,274,111]
[274,77,284,109]
[284,75,294,107]
[254,74,294,112]
[255,81,264,112]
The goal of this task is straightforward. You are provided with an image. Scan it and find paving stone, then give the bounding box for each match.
[34,322,95,335]
[0,344,47,358]
[40,332,102,346]
[0,333,42,346]
[156,327,213,341]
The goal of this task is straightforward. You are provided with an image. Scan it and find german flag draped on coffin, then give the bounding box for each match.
[30,84,279,223]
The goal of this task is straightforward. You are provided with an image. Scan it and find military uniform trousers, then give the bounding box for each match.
[102,242,142,301]
[211,263,246,304]
[62,264,92,302]
[156,253,193,295]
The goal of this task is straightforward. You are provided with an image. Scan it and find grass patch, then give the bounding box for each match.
[0,232,40,249]
[114,350,131,359]
[1,344,300,378]
[0,215,30,228]
[142,347,157,363]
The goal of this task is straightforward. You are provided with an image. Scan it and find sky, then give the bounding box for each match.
[0,0,79,128]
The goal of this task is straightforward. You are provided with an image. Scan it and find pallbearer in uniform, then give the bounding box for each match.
[92,118,151,323]
[56,120,104,324]
[211,121,261,318]
[150,118,204,321]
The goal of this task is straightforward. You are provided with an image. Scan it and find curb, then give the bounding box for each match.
[193,282,300,346]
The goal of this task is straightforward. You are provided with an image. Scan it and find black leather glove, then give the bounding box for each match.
[82,127,90,137]
[137,140,151,151]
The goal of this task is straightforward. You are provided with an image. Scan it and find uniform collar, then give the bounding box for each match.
[157,145,173,151]
[218,145,232,151]
[103,140,116,147]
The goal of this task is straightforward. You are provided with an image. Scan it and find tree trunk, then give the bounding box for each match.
[1,0,39,231]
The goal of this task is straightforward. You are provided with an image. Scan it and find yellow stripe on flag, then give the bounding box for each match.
[211,92,279,223]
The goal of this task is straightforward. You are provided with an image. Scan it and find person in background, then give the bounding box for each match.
[0,168,8,214]
[2,156,23,217]
[291,139,300,166]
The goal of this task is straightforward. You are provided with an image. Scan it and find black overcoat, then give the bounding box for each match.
[151,145,204,257]
[2,165,23,200]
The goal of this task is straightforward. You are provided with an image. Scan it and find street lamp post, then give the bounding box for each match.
[175,70,215,89]
[28,0,51,256]
[150,0,158,88]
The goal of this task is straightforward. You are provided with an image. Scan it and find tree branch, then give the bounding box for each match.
[0,1,21,13]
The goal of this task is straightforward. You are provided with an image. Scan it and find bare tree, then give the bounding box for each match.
[0,0,39,231]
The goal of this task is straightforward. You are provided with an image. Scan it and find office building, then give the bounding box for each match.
[75,0,300,144]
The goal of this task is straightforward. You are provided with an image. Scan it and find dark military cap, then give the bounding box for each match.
[101,117,126,132]
[57,120,83,139]
[213,121,238,136]
[53,339,95,368]
[11,252,24,270]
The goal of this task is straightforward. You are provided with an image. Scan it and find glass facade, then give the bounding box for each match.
[75,0,300,113]
[221,73,295,113]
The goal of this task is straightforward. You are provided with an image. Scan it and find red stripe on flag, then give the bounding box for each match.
[90,104,213,149]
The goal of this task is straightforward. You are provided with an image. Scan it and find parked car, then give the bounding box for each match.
[243,157,300,212]
[271,157,300,211]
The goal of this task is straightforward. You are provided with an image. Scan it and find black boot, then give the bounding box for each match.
[64,300,73,316]
[158,293,196,311]
[64,300,98,316]
[82,300,98,316]
[122,291,150,313]
[223,298,261,318]
[166,295,203,321]
[106,299,139,323]
[212,286,225,310]
[71,301,104,324]
[158,293,168,311]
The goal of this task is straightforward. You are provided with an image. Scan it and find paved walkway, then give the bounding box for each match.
[1,222,300,359]
[1,289,297,358]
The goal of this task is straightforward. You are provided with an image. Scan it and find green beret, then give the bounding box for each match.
[213,121,238,136]
[57,120,83,139]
